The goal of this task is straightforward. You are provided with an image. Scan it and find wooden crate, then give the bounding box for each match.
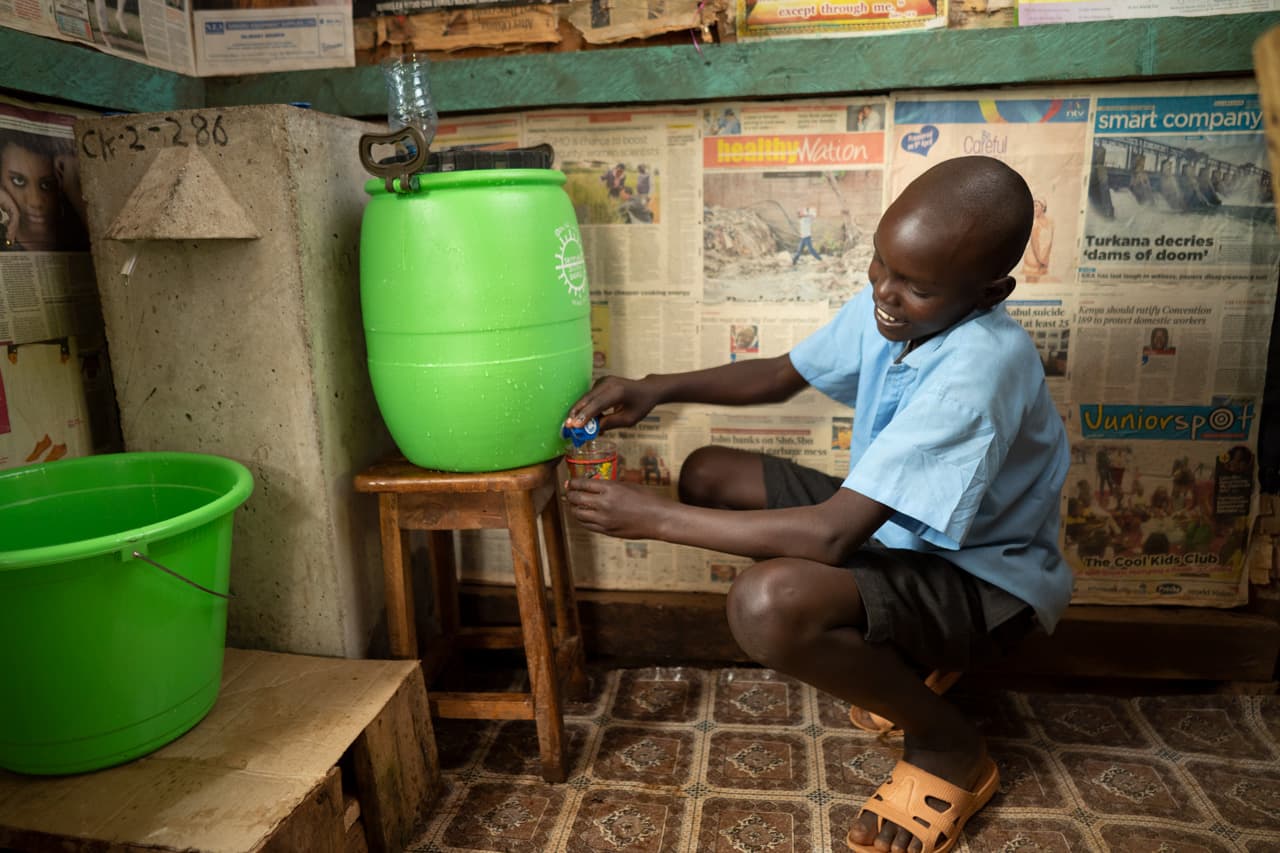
[0,649,440,853]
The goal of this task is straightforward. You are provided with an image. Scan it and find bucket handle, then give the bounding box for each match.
[131,550,234,600]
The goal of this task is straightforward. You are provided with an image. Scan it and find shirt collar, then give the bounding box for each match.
[893,306,994,366]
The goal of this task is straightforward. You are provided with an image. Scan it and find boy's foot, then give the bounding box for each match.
[846,754,998,853]
[849,671,961,735]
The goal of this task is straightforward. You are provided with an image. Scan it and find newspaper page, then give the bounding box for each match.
[0,0,197,73]
[735,0,948,39]
[1083,84,1278,285]
[432,111,524,150]
[1004,288,1075,405]
[1065,402,1257,606]
[0,98,101,347]
[192,2,354,76]
[1066,275,1273,605]
[561,0,723,45]
[1020,0,1280,25]
[525,109,702,299]
[890,92,1092,287]
[701,98,887,306]
[1071,282,1273,405]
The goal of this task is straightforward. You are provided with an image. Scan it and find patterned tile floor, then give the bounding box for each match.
[409,667,1280,852]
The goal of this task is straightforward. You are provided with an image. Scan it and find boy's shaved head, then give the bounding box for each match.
[890,155,1034,281]
[868,157,1034,343]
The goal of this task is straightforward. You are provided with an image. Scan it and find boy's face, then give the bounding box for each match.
[867,201,1011,344]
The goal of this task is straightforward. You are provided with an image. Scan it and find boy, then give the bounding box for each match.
[564,156,1070,853]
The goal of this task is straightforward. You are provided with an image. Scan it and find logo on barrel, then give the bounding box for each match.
[555,224,588,301]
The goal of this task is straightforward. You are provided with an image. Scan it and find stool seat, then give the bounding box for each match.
[355,456,586,783]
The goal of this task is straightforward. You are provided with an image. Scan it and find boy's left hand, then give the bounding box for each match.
[564,478,667,539]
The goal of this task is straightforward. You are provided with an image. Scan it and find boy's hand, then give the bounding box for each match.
[565,376,662,432]
[564,477,667,539]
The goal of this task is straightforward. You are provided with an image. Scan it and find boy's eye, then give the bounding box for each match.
[9,174,25,188]
[38,178,57,192]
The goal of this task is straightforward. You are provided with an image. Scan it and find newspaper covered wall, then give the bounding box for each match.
[0,96,116,469]
[453,77,1277,609]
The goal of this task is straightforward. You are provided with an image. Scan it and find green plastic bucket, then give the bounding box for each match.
[0,451,253,775]
[361,165,592,472]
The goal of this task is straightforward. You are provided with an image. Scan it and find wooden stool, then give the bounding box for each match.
[354,457,587,783]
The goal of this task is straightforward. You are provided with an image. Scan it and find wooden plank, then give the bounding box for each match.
[349,669,441,853]
[0,28,204,113]
[461,585,1280,681]
[431,690,535,719]
[204,14,1280,117]
[260,768,346,853]
[458,625,526,648]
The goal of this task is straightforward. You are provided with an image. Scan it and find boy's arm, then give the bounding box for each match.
[567,482,894,565]
[568,354,809,432]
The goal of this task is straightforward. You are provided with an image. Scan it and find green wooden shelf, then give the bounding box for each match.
[0,27,203,114]
[3,12,1278,117]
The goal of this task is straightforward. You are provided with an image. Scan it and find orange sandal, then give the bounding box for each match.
[848,671,961,735]
[845,757,999,853]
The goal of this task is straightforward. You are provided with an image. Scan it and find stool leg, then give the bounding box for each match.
[428,530,460,638]
[379,494,418,659]
[419,530,459,688]
[541,491,588,699]
[506,490,567,783]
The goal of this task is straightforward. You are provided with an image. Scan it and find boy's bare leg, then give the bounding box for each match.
[677,445,770,509]
[727,558,989,853]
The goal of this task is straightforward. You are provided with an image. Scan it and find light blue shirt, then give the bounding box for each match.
[790,287,1072,631]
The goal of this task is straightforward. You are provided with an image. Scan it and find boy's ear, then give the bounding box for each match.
[979,275,1016,308]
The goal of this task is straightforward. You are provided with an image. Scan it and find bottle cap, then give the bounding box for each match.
[561,417,599,448]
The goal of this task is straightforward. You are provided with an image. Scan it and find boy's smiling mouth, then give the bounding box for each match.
[874,303,908,326]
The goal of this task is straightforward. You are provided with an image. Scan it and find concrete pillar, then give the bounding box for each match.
[76,105,394,657]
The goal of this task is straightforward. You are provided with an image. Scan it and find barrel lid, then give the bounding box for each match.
[424,143,555,173]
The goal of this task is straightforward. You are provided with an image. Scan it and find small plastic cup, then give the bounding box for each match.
[566,440,618,481]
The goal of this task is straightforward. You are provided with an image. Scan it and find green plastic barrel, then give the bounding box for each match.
[361,163,592,472]
[0,452,253,775]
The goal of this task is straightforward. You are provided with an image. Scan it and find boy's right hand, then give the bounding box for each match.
[565,375,662,433]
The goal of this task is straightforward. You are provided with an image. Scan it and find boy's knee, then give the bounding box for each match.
[725,560,812,666]
[677,446,722,506]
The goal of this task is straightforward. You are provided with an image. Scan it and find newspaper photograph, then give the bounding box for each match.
[735,0,948,39]
[527,109,701,298]
[0,336,94,471]
[0,98,101,347]
[701,98,887,305]
[890,93,1092,286]
[1083,84,1279,284]
[1065,401,1257,606]
[0,0,197,73]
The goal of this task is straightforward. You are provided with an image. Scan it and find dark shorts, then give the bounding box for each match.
[762,455,1039,672]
